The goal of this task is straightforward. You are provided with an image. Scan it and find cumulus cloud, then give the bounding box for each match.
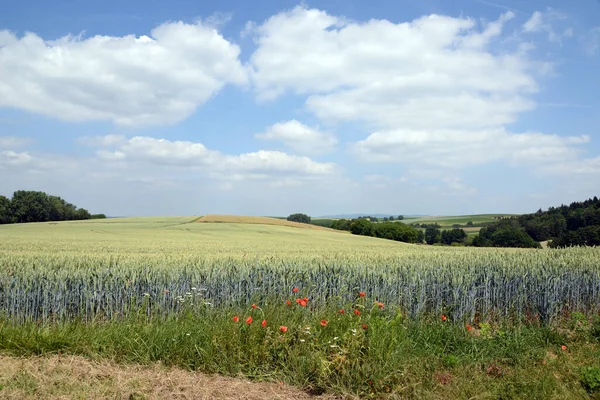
[255,120,338,154]
[542,157,600,175]
[352,128,589,168]
[0,21,247,126]
[0,136,34,149]
[0,150,33,168]
[248,6,537,131]
[77,134,126,147]
[92,135,339,179]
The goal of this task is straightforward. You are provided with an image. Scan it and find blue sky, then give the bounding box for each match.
[1,0,599,217]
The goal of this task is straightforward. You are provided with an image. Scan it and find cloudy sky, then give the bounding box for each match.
[1,0,599,217]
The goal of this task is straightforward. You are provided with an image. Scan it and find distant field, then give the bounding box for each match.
[0,216,405,264]
[197,214,339,232]
[403,214,516,227]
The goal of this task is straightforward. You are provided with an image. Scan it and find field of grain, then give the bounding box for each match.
[1,217,599,323]
[1,217,600,398]
[197,214,342,232]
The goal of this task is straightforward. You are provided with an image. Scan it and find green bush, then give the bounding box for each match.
[580,366,600,393]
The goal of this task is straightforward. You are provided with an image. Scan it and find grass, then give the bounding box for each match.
[1,298,599,399]
[0,355,325,400]
[404,214,516,228]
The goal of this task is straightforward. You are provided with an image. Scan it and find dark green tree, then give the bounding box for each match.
[287,213,311,224]
[425,226,441,245]
[350,218,374,236]
[0,195,13,224]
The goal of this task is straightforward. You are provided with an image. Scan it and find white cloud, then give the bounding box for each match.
[352,128,589,168]
[255,120,338,154]
[0,150,33,168]
[542,157,600,175]
[582,27,600,55]
[0,21,247,126]
[77,134,126,147]
[523,11,543,32]
[94,136,339,178]
[522,8,571,44]
[0,136,34,149]
[249,6,537,131]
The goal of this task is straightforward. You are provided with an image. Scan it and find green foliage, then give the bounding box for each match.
[0,190,101,224]
[286,213,311,224]
[350,218,374,236]
[591,317,600,341]
[0,195,13,224]
[580,367,600,393]
[331,218,351,231]
[372,222,420,243]
[474,219,540,248]
[425,226,441,245]
[0,300,598,399]
[310,219,334,228]
[440,228,467,245]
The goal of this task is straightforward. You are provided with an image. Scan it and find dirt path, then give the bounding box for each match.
[0,354,338,399]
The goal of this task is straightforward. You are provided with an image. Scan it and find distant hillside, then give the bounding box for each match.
[197,214,346,232]
[473,197,600,248]
[317,214,425,219]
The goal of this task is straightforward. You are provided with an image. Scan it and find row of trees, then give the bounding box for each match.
[470,197,600,248]
[335,218,422,244]
[424,227,467,245]
[0,191,105,224]
[472,219,541,248]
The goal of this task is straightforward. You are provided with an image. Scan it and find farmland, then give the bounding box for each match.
[1,217,600,398]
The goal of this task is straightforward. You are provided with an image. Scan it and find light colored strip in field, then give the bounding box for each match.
[197,214,343,232]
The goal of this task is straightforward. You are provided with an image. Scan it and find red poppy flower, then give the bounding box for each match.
[441,314,447,321]
[320,320,328,327]
[561,345,567,351]
[377,302,384,309]
[286,300,292,306]
[338,309,345,314]
[299,300,307,307]
[232,316,239,322]
[466,324,473,331]
[359,291,366,297]
[302,297,309,303]
[251,304,258,309]
[246,316,253,325]
[362,324,368,330]
[279,326,288,333]
[354,309,361,316]
[292,287,299,293]
[261,319,267,328]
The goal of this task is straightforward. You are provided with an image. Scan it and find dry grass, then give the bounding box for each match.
[0,354,338,400]
[197,215,344,232]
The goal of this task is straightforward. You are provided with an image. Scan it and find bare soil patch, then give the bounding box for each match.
[0,354,338,400]
[197,215,344,233]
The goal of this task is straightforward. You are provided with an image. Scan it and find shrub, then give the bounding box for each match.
[287,213,311,224]
[580,366,600,393]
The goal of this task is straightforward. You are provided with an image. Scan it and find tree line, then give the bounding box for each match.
[0,191,106,224]
[472,197,600,248]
